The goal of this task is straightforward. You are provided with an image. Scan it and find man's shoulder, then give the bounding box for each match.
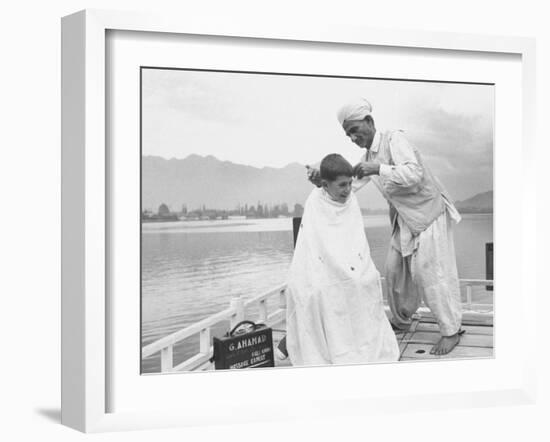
[380,129,414,153]
[382,129,406,141]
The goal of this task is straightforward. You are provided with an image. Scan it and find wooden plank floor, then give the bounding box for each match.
[273,312,493,367]
[397,316,494,361]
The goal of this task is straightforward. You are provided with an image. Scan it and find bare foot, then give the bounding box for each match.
[430,332,462,355]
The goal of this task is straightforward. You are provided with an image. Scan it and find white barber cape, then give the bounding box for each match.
[286,187,399,366]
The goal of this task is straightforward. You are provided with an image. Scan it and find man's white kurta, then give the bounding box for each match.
[353,130,462,336]
[286,187,399,366]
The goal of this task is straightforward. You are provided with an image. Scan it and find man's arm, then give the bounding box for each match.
[351,175,371,192]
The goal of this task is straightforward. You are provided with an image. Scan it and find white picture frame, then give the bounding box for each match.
[61,9,537,433]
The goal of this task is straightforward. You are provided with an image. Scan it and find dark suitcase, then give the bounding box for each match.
[211,320,274,370]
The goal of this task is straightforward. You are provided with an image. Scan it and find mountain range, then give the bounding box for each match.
[142,154,493,213]
[142,154,312,212]
[453,190,493,213]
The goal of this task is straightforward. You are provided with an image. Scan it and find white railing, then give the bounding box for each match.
[142,278,493,373]
[141,283,287,372]
[460,278,493,313]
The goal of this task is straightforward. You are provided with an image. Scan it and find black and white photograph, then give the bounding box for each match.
[140,67,494,374]
[4,0,547,438]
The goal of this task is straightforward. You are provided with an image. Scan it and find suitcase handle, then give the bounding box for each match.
[229,320,265,336]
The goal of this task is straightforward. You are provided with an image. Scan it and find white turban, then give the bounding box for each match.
[336,98,373,125]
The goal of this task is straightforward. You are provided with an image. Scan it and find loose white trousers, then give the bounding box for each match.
[386,211,462,336]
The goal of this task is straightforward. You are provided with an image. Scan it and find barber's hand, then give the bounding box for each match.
[306,165,322,187]
[353,161,380,179]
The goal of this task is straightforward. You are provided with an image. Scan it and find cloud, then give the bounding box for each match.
[142,69,249,125]
[400,102,494,200]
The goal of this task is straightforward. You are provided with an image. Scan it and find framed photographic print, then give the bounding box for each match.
[61,9,537,433]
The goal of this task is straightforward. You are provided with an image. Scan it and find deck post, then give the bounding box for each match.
[160,346,173,372]
[485,242,493,291]
[292,217,302,247]
[229,296,245,328]
[258,299,268,323]
[199,328,211,354]
[279,288,286,310]
[466,285,473,311]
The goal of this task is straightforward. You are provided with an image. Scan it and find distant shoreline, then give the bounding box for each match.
[140,212,493,227]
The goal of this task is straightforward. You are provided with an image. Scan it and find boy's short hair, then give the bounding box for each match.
[320,154,353,181]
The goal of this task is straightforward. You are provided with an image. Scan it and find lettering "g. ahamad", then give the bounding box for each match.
[229,334,267,351]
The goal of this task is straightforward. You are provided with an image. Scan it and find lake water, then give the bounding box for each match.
[141,213,493,373]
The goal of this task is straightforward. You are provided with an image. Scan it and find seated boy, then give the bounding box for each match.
[284,154,399,366]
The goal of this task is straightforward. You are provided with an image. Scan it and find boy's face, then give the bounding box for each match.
[323,175,353,203]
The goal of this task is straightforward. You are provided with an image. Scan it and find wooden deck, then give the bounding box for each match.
[272,310,493,367]
[142,281,494,372]
[396,312,493,361]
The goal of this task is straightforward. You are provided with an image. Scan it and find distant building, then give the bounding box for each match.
[141,209,153,221]
[158,203,170,215]
[140,203,178,223]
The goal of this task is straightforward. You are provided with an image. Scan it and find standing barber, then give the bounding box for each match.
[309,98,463,355]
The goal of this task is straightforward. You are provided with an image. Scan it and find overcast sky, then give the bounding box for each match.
[142,68,493,202]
